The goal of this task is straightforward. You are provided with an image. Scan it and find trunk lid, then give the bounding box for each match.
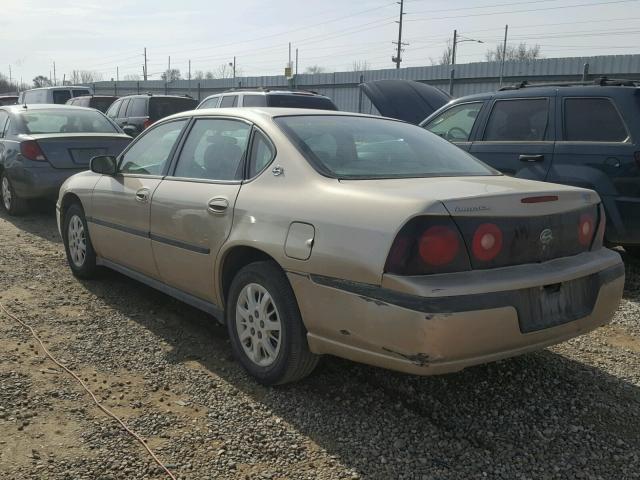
[27,134,131,169]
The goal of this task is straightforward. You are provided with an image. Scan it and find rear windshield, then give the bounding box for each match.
[90,97,117,113]
[149,97,198,120]
[20,109,118,134]
[267,94,338,110]
[275,115,497,179]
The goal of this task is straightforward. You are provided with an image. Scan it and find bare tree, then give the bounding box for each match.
[430,40,454,66]
[193,70,205,80]
[161,69,181,82]
[304,65,326,74]
[352,60,370,72]
[205,71,215,80]
[485,43,541,62]
[213,64,234,79]
[33,75,52,88]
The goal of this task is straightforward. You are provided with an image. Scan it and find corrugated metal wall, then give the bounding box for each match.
[91,54,640,112]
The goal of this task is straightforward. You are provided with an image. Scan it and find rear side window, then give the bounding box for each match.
[127,98,147,117]
[72,90,91,97]
[220,95,238,107]
[173,118,251,181]
[483,98,549,141]
[242,95,267,107]
[149,97,197,121]
[266,94,337,110]
[564,98,629,142]
[248,130,275,177]
[91,97,117,113]
[53,90,72,104]
[424,102,483,142]
[198,97,220,109]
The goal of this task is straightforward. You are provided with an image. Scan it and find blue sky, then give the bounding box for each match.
[1,0,639,84]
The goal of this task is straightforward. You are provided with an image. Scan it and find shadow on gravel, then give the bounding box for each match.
[0,205,61,244]
[77,263,640,479]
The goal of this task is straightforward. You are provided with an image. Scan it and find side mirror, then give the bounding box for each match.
[122,125,138,137]
[90,155,117,175]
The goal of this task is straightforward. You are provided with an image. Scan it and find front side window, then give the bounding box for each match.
[173,118,251,181]
[52,90,72,104]
[248,130,275,177]
[220,95,238,108]
[483,98,549,141]
[276,115,496,179]
[119,119,187,175]
[106,99,121,118]
[424,102,483,142]
[564,98,628,142]
[20,109,118,134]
[198,97,220,109]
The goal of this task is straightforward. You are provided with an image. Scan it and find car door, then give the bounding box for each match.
[0,110,9,165]
[114,98,131,129]
[89,118,189,278]
[125,97,148,135]
[469,95,555,179]
[421,101,485,152]
[149,116,252,303]
[550,95,639,244]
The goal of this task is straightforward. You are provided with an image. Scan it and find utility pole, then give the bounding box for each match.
[143,48,148,81]
[168,55,171,74]
[288,42,292,70]
[233,56,236,80]
[188,59,192,95]
[295,48,299,76]
[8,65,11,88]
[53,61,56,86]
[449,29,457,95]
[295,48,299,88]
[392,0,406,69]
[499,24,508,87]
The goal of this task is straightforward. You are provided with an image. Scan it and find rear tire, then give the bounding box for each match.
[62,203,98,279]
[226,261,319,385]
[1,172,28,216]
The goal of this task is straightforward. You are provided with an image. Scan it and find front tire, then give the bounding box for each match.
[226,261,319,385]
[1,172,28,216]
[62,203,98,279]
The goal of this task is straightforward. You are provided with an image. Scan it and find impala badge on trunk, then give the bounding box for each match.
[540,228,554,246]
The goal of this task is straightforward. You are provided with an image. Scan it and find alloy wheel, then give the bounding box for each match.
[235,283,282,367]
[67,214,87,268]
[1,176,11,211]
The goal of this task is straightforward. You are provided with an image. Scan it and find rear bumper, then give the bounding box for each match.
[7,165,84,200]
[289,248,624,375]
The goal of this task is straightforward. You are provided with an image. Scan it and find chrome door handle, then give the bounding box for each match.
[207,197,229,214]
[135,188,150,203]
[519,154,545,162]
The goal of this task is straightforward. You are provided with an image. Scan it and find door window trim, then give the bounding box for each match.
[116,117,190,178]
[479,96,552,143]
[243,125,277,182]
[166,115,253,185]
[559,96,632,144]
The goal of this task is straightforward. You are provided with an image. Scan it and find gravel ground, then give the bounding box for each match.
[0,208,639,480]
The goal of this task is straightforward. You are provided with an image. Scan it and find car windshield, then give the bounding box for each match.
[20,109,118,134]
[275,115,497,179]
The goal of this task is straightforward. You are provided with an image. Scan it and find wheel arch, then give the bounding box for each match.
[219,245,282,308]
[60,192,84,221]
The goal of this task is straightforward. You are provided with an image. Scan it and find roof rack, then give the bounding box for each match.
[221,87,320,95]
[498,76,639,90]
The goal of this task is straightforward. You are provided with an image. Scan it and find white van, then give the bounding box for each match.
[18,86,93,105]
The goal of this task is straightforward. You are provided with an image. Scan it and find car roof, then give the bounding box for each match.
[202,89,331,99]
[22,86,91,92]
[1,104,102,113]
[164,107,394,124]
[120,94,195,99]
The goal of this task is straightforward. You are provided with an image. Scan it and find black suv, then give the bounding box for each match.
[421,78,640,255]
[197,88,338,110]
[66,95,118,113]
[106,94,198,137]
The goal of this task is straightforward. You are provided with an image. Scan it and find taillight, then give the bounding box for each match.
[385,217,471,275]
[578,213,596,247]
[471,223,503,262]
[592,204,606,250]
[143,119,153,129]
[419,226,460,266]
[20,140,47,161]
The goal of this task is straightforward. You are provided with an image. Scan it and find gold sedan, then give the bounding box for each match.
[57,108,624,385]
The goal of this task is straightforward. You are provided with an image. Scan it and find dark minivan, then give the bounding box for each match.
[421,78,640,256]
[106,94,198,137]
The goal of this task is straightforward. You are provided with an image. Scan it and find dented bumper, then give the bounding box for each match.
[288,248,624,375]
